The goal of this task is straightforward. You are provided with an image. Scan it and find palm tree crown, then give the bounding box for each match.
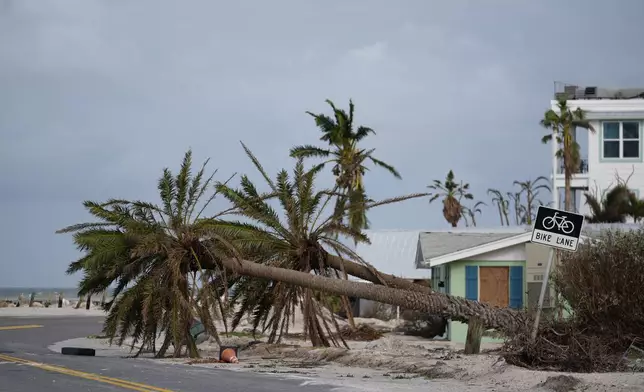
[57,151,233,358]
[290,99,401,231]
[428,170,473,227]
[540,98,594,212]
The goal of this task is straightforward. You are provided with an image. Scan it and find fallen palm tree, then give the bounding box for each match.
[58,148,526,358]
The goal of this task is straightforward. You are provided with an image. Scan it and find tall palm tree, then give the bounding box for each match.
[461,201,486,227]
[513,176,551,225]
[487,188,510,226]
[290,99,401,231]
[584,185,635,223]
[428,170,473,227]
[58,151,235,358]
[541,98,594,212]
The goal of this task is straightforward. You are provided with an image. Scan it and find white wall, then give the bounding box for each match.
[551,99,644,217]
[585,120,644,218]
[460,243,526,261]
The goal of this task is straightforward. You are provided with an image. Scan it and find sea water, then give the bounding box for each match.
[0,287,81,301]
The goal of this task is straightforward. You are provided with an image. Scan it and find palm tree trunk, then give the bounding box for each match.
[85,294,92,310]
[324,254,432,295]
[526,191,533,225]
[497,205,504,226]
[502,207,510,226]
[219,257,526,333]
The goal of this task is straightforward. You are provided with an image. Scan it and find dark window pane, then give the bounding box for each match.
[623,140,640,158]
[603,122,620,139]
[603,141,620,158]
[623,122,640,139]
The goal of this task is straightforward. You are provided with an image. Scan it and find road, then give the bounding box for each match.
[0,317,349,392]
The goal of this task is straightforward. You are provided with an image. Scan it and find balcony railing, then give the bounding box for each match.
[558,158,588,175]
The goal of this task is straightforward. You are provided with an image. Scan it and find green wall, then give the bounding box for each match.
[448,260,526,344]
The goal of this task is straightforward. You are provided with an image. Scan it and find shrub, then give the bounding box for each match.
[503,228,644,372]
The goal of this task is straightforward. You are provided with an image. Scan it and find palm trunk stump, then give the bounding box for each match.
[464,316,484,354]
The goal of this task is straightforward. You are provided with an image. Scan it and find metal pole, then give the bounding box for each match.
[531,247,556,341]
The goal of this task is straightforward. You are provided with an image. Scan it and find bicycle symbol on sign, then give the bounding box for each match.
[541,212,575,234]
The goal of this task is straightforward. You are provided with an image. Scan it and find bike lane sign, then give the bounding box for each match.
[531,206,585,252]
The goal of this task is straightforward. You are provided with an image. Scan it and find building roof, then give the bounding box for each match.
[418,231,522,260]
[419,229,533,267]
[353,230,430,280]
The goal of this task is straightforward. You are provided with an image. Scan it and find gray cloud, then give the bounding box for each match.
[1,0,643,286]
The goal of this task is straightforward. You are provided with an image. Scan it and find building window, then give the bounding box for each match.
[602,121,641,159]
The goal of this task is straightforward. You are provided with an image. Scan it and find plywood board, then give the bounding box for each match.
[479,266,509,308]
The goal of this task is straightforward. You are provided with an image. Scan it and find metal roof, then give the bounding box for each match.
[353,230,430,280]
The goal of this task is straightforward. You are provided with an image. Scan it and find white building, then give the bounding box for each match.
[550,85,644,216]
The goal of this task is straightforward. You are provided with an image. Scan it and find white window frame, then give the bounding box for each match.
[601,121,641,160]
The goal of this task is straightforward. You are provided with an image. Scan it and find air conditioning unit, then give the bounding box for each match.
[525,243,556,309]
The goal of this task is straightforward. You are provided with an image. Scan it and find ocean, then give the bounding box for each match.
[0,287,81,301]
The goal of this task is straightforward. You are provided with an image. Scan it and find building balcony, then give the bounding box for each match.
[557,158,589,175]
[554,158,590,188]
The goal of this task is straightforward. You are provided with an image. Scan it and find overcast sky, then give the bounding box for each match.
[1,0,643,287]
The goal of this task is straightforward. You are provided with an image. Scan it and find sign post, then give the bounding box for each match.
[529,206,584,340]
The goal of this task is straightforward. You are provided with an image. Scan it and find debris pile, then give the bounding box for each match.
[503,230,644,372]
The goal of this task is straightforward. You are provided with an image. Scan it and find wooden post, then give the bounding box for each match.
[464,316,484,354]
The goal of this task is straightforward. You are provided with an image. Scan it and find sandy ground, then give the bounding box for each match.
[47,311,644,392]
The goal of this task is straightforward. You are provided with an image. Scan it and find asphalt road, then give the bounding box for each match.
[0,317,349,392]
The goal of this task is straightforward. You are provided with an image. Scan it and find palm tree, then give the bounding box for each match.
[541,98,594,212]
[584,185,635,223]
[513,176,551,225]
[462,201,486,227]
[290,99,401,231]
[212,144,430,346]
[487,189,510,226]
[428,170,473,227]
[58,151,234,358]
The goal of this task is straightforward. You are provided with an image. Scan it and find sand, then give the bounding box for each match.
[61,331,644,392]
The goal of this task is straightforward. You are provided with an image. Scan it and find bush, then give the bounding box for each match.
[503,229,644,372]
